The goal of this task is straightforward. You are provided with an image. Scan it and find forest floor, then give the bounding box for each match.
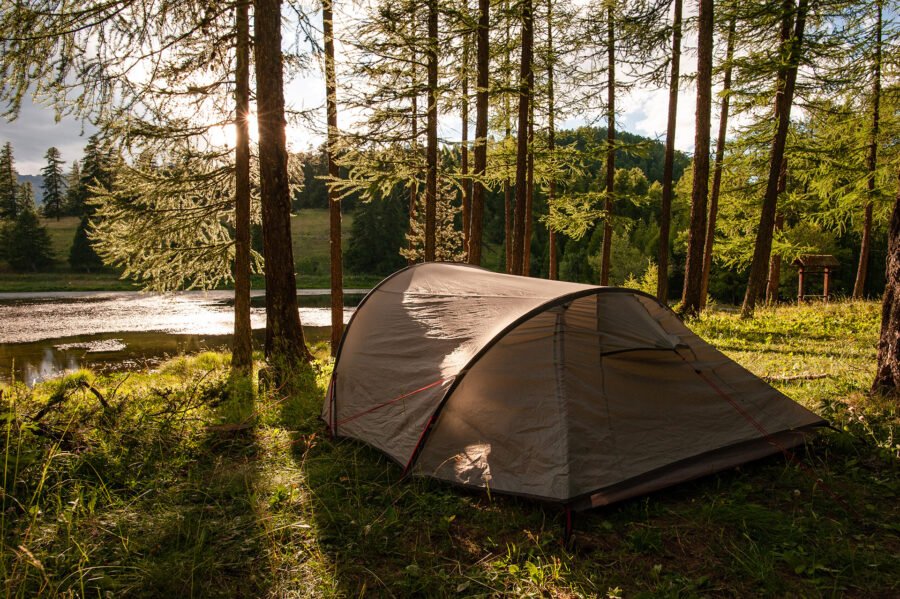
[0,211,383,292]
[1,301,898,597]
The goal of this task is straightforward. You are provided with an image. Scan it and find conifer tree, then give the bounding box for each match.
[41,146,66,220]
[656,0,682,301]
[256,0,313,363]
[700,16,736,309]
[512,0,534,275]
[466,0,489,266]
[0,142,18,220]
[873,168,900,394]
[681,0,714,317]
[323,0,343,355]
[3,202,54,272]
[740,0,810,317]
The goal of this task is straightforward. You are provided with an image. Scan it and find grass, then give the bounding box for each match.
[1,301,898,597]
[0,210,383,292]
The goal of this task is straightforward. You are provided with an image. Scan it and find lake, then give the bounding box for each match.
[0,290,365,385]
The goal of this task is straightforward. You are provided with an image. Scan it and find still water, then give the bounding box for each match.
[0,290,364,385]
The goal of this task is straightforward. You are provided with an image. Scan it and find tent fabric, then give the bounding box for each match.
[323,262,824,508]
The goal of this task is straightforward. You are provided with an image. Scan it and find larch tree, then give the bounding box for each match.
[700,16,736,309]
[512,0,534,275]
[872,168,900,394]
[40,147,66,220]
[740,0,809,318]
[425,0,440,261]
[467,0,489,265]
[232,0,253,372]
[656,0,682,302]
[681,0,714,317]
[600,0,616,286]
[323,0,343,355]
[852,0,884,299]
[256,0,313,363]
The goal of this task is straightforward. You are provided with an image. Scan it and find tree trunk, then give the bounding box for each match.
[872,169,900,394]
[232,0,252,373]
[680,0,714,316]
[323,0,343,355]
[408,92,418,265]
[504,3,513,274]
[524,100,535,275]
[461,34,471,250]
[547,0,557,280]
[766,211,785,304]
[853,1,882,300]
[741,0,808,318]
[600,0,615,286]
[255,0,312,363]
[700,16,735,310]
[468,0,489,266]
[512,0,533,276]
[424,0,438,262]
[656,0,682,302]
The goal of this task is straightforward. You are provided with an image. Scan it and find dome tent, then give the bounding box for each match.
[323,263,823,510]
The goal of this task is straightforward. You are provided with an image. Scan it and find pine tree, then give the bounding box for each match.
[63,161,83,216]
[40,147,66,220]
[3,202,54,272]
[69,216,104,273]
[0,142,18,220]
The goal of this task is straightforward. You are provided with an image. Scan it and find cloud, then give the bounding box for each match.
[0,99,94,175]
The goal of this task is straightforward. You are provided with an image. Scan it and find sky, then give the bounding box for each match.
[0,82,704,176]
[0,3,708,177]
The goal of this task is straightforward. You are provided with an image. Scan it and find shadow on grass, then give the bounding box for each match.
[0,365,276,598]
[275,368,900,597]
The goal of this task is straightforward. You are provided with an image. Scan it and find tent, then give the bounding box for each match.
[323,263,823,510]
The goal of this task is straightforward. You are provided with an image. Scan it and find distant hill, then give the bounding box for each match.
[16,174,45,204]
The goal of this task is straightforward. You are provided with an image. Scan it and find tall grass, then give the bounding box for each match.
[0,301,898,597]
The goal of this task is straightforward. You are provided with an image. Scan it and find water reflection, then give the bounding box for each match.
[0,290,359,385]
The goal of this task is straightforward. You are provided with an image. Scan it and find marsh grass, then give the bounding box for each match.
[1,301,898,597]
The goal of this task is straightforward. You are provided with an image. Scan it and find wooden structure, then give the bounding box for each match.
[792,255,839,302]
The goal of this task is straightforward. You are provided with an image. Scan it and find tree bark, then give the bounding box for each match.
[524,100,535,275]
[323,0,343,356]
[656,0,682,302]
[424,0,438,262]
[741,0,808,318]
[853,1,882,300]
[512,0,533,276]
[766,211,785,304]
[408,92,418,265]
[700,16,735,310]
[600,0,615,286]
[232,0,252,372]
[680,0,714,317]
[872,169,900,394]
[547,0,557,280]
[461,34,471,250]
[255,0,312,363]
[467,0,489,266]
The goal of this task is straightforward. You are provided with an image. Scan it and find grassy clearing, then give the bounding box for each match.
[1,301,898,597]
[0,210,381,292]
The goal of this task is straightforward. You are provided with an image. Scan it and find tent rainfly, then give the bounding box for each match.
[323,263,824,510]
